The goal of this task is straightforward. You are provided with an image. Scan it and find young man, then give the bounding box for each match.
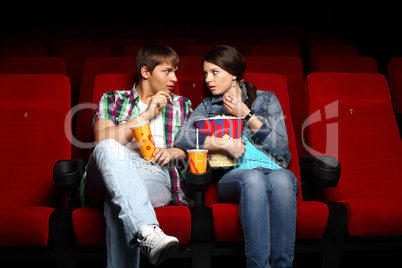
[82,43,192,267]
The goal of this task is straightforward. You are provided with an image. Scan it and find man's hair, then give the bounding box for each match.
[136,43,179,80]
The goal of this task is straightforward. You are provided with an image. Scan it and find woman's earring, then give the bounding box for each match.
[232,81,236,87]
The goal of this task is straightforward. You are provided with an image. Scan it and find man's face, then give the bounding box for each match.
[147,62,178,94]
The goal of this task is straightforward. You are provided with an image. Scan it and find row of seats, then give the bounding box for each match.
[1,72,401,267]
[0,53,396,162]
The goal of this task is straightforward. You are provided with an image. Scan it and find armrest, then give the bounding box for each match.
[185,162,212,206]
[53,159,84,192]
[299,155,341,201]
[53,159,84,210]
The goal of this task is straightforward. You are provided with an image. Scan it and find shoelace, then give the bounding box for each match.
[137,226,165,248]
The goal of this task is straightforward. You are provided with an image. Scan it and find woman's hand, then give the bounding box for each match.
[226,138,247,159]
[223,93,250,118]
[207,136,246,159]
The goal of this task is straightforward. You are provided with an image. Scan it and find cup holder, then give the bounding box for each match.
[314,156,341,187]
[185,162,212,192]
[53,160,84,192]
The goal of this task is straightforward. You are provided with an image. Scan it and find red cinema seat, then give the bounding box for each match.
[387,57,402,114]
[205,73,335,266]
[308,45,359,73]
[105,38,146,56]
[60,46,111,106]
[209,38,250,56]
[186,45,216,56]
[0,47,48,65]
[0,57,66,74]
[73,57,137,162]
[158,37,199,55]
[51,38,94,57]
[316,56,378,73]
[71,73,193,265]
[123,45,144,57]
[0,36,42,48]
[176,56,206,108]
[0,74,71,259]
[305,73,402,239]
[244,56,307,156]
[250,44,301,57]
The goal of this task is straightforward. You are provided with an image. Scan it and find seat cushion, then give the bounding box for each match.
[341,199,402,237]
[72,206,191,247]
[296,201,329,240]
[0,207,54,246]
[211,201,329,242]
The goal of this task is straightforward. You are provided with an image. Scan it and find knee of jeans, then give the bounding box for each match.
[270,169,299,196]
[94,139,126,157]
[241,171,268,193]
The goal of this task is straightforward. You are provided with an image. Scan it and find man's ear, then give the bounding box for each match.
[140,66,150,79]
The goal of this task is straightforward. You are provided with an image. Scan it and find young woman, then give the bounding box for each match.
[174,45,299,268]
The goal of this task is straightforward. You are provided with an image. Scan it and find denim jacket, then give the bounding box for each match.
[174,82,291,168]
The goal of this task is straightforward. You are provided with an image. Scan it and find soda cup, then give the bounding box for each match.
[187,149,208,174]
[130,121,156,161]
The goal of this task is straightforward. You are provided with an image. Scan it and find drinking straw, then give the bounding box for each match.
[196,128,199,150]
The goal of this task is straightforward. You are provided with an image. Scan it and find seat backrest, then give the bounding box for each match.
[204,73,302,206]
[0,74,71,208]
[387,57,402,114]
[250,44,301,57]
[60,45,111,90]
[317,56,378,73]
[51,38,94,57]
[74,57,137,162]
[186,45,216,56]
[209,38,250,55]
[305,72,402,201]
[244,56,306,145]
[175,56,206,107]
[0,57,66,74]
[309,45,359,72]
[104,38,146,56]
[0,48,48,66]
[158,37,199,55]
[123,45,144,57]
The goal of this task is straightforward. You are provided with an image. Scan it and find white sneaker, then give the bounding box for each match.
[137,225,179,265]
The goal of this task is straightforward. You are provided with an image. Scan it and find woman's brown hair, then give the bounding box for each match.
[202,45,257,109]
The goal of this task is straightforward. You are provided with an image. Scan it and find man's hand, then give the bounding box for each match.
[152,147,173,166]
[142,91,170,120]
[151,147,187,166]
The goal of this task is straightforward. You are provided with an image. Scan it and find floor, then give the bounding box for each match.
[1,249,400,268]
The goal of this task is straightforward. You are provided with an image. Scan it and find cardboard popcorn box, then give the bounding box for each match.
[195,117,244,167]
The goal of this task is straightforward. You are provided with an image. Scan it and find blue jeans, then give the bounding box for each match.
[219,168,299,268]
[86,139,171,268]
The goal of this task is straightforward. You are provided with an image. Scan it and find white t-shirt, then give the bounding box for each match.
[126,100,165,156]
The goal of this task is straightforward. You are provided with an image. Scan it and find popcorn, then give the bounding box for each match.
[195,117,245,167]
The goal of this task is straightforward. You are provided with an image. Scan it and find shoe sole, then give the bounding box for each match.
[153,240,180,266]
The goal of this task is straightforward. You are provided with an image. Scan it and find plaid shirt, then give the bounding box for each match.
[81,85,193,207]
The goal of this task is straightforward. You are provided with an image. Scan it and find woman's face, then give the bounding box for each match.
[203,61,236,95]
